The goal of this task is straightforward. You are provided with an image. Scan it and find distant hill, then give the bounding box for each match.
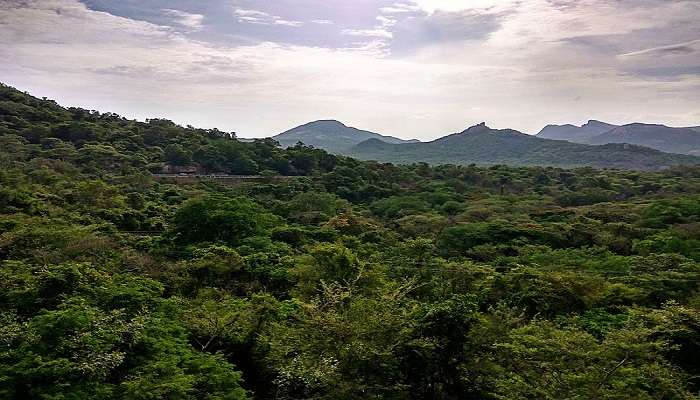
[537,120,617,142]
[586,123,700,156]
[273,120,418,153]
[538,121,700,155]
[347,123,700,170]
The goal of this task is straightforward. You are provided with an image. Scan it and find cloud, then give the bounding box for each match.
[619,39,700,58]
[340,12,399,43]
[410,0,521,13]
[275,19,303,27]
[0,0,172,45]
[310,19,333,25]
[625,66,700,79]
[342,28,393,39]
[233,7,303,27]
[91,65,157,76]
[1,0,699,139]
[376,15,397,28]
[390,9,506,53]
[162,8,204,31]
[616,38,700,80]
[233,8,272,24]
[380,3,421,14]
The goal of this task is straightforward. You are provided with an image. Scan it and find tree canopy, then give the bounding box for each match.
[2,83,700,399]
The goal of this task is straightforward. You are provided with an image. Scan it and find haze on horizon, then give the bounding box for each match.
[1,0,699,140]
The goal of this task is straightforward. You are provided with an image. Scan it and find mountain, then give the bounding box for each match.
[538,121,700,156]
[586,123,700,156]
[537,120,617,142]
[347,123,700,170]
[273,120,418,153]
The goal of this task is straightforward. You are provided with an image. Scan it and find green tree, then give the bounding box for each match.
[172,196,278,245]
[165,143,193,165]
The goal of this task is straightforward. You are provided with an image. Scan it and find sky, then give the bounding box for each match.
[1,0,699,140]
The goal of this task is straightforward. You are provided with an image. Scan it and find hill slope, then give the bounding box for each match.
[273,120,417,153]
[0,83,344,177]
[348,123,700,170]
[586,123,700,156]
[538,121,700,155]
[537,120,617,142]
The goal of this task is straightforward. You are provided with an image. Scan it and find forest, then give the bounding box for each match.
[2,83,700,399]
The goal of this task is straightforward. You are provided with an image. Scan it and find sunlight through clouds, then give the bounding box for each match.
[1,0,699,138]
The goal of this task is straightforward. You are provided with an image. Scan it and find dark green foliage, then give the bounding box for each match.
[172,196,278,245]
[165,143,193,165]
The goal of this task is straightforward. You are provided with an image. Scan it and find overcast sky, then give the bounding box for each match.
[2,0,699,139]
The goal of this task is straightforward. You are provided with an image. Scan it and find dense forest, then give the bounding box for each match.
[2,83,700,399]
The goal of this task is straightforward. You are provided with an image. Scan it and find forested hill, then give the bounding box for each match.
[348,123,700,170]
[273,119,418,153]
[587,124,700,156]
[0,83,348,177]
[2,84,697,172]
[3,83,700,399]
[537,121,700,156]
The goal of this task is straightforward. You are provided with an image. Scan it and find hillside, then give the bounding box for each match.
[537,120,617,141]
[348,123,700,170]
[0,84,344,177]
[587,123,700,156]
[273,119,418,153]
[538,121,700,155]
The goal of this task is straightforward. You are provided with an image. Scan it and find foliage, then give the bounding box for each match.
[2,83,700,399]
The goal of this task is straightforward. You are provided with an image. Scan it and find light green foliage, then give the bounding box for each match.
[0,262,248,400]
[491,320,693,400]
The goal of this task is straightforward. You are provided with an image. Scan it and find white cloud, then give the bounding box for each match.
[233,7,303,27]
[311,19,334,25]
[376,15,397,28]
[162,9,204,31]
[233,8,272,24]
[342,28,393,39]
[0,0,172,45]
[1,0,699,139]
[275,19,303,27]
[233,8,268,17]
[380,3,421,14]
[409,0,520,13]
[340,15,397,43]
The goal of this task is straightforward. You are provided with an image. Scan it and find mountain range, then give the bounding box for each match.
[1,82,697,171]
[537,120,617,142]
[537,121,700,156]
[273,119,700,170]
[273,120,418,153]
[345,123,698,170]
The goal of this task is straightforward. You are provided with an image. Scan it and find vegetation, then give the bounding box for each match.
[349,123,700,170]
[539,121,700,156]
[274,119,417,153]
[2,83,700,399]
